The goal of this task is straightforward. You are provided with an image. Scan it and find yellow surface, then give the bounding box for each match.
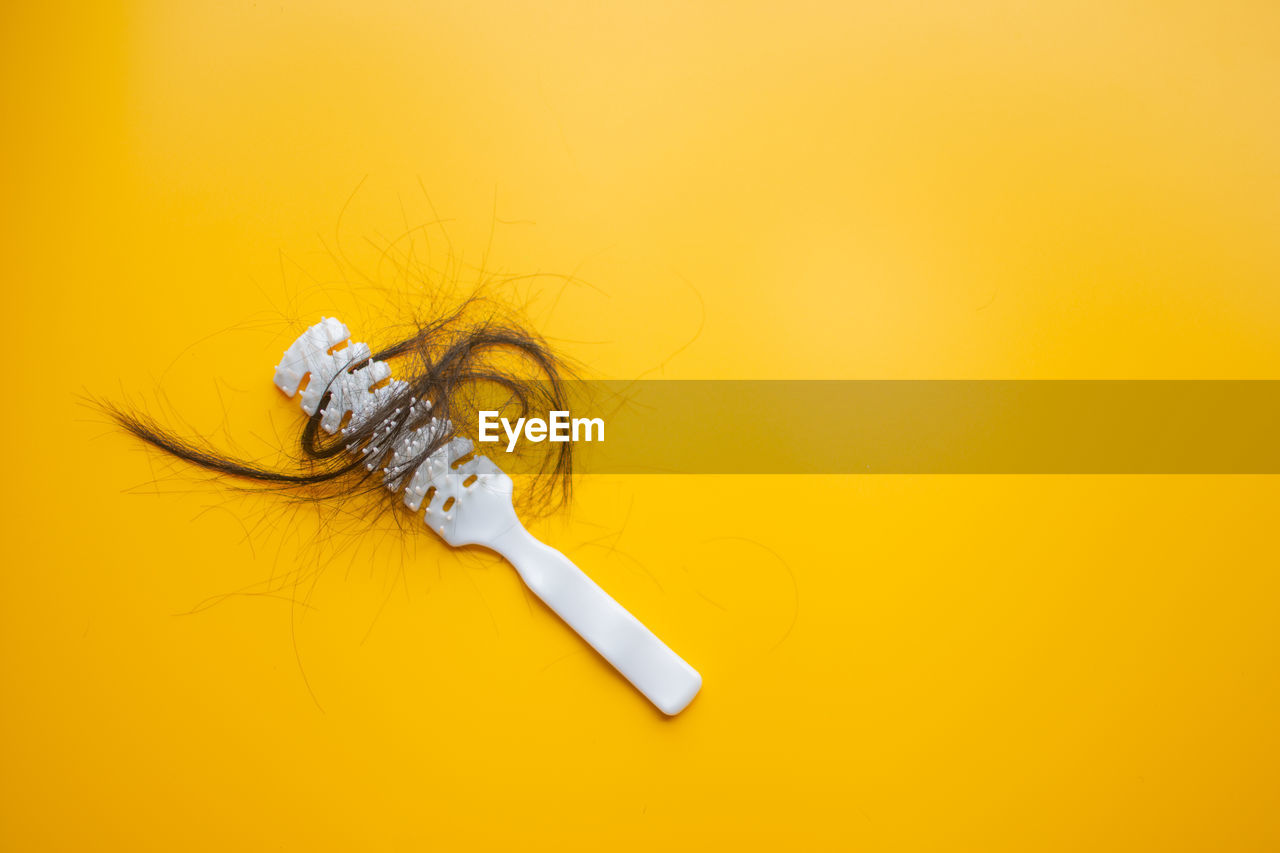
[4,2,1280,849]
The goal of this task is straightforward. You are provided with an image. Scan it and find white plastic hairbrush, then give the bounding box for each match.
[273,318,702,715]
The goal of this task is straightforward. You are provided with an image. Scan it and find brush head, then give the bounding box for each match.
[274,318,519,548]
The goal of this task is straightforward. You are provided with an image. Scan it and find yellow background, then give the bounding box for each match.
[4,2,1279,849]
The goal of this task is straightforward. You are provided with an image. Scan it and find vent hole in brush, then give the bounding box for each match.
[345,358,371,374]
[296,372,311,393]
[441,496,456,512]
[337,410,352,432]
[450,451,476,470]
[368,375,391,393]
[422,485,437,510]
[462,474,478,488]
[326,339,350,356]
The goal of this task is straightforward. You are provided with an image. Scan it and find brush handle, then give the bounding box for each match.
[491,525,702,715]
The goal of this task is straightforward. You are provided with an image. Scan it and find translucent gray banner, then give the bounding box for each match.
[468,381,1280,474]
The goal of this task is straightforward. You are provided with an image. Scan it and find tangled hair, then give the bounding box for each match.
[103,296,576,517]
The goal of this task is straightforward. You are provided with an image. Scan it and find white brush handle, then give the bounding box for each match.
[491,525,702,715]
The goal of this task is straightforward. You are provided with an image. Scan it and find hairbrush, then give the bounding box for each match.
[273,318,702,715]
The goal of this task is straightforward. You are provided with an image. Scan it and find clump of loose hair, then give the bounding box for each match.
[102,295,576,519]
